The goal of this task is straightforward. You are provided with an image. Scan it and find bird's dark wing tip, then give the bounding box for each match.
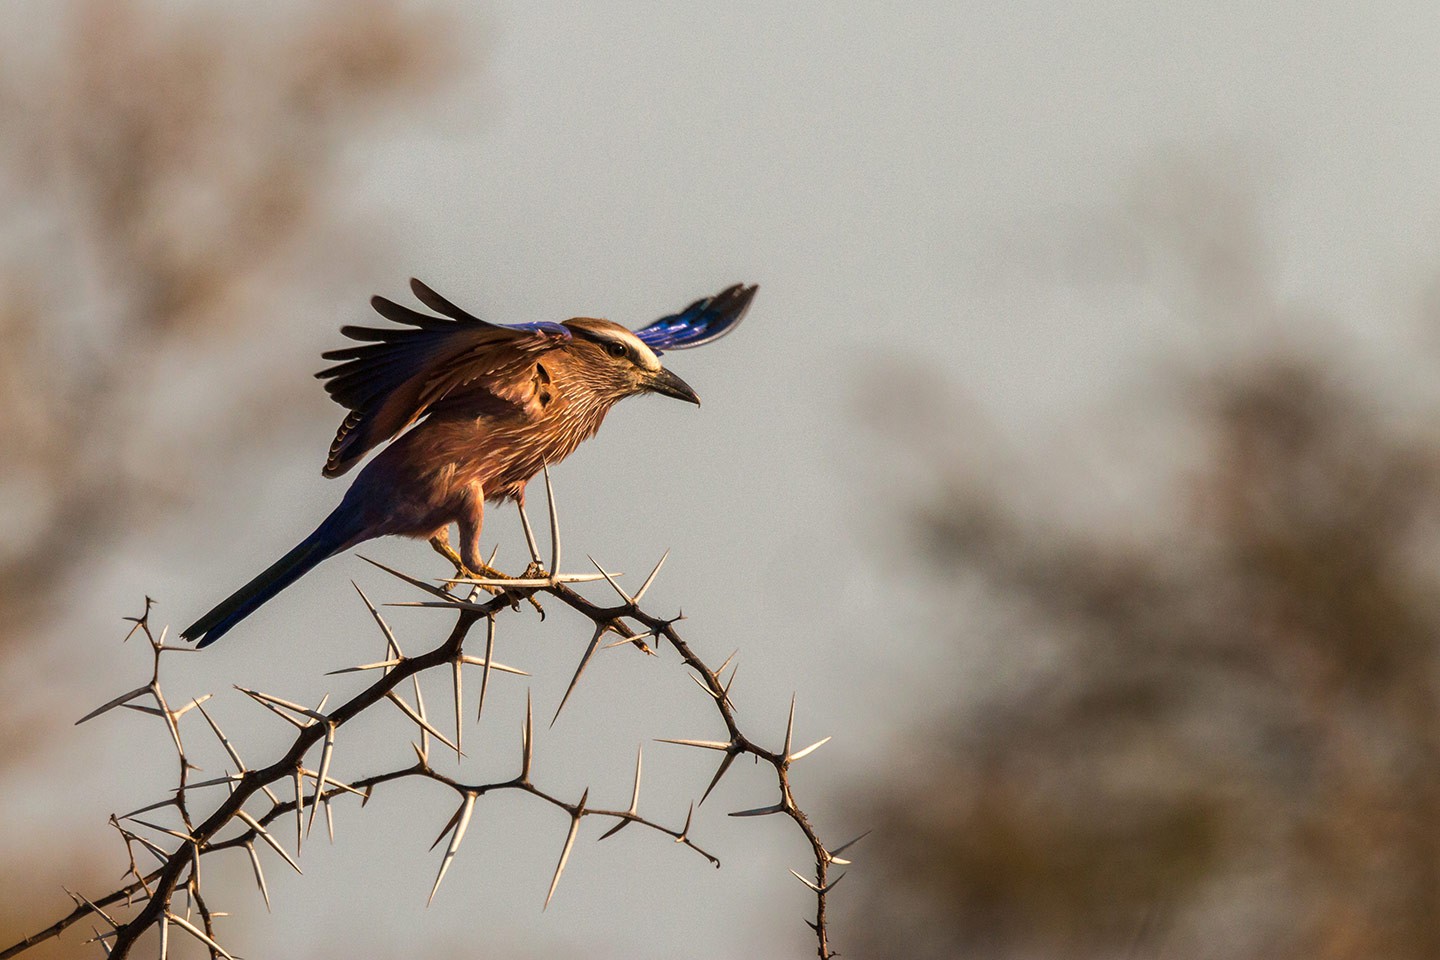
[632,282,758,352]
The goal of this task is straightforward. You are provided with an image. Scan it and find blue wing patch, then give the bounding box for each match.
[502,320,572,339]
[633,284,757,354]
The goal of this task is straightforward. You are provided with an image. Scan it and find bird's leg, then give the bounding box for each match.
[430,527,509,584]
[429,526,467,578]
[455,505,544,616]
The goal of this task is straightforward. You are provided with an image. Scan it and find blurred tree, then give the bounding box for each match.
[0,1,462,954]
[0,0,456,737]
[847,178,1440,959]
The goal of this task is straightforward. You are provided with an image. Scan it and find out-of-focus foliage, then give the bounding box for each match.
[0,2,460,954]
[0,0,454,713]
[848,186,1440,958]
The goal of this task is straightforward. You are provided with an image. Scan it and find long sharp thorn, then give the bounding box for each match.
[589,556,632,604]
[195,702,279,805]
[551,626,605,727]
[477,616,496,721]
[789,736,832,763]
[245,696,309,729]
[429,804,463,852]
[235,810,302,874]
[633,549,669,603]
[715,649,739,677]
[120,828,169,862]
[166,912,235,960]
[544,789,587,910]
[599,748,643,842]
[603,630,653,650]
[326,658,404,675]
[244,842,271,911]
[729,802,787,818]
[158,913,168,960]
[65,888,119,931]
[452,656,464,762]
[597,817,633,842]
[829,829,872,858]
[324,797,335,844]
[235,686,325,723]
[543,463,561,574]
[293,766,305,855]
[428,793,477,906]
[628,745,643,814]
[127,818,195,842]
[352,582,403,660]
[722,663,739,704]
[784,694,796,759]
[517,499,542,565]
[458,655,528,676]
[386,691,459,755]
[788,869,822,892]
[688,671,719,699]
[414,674,431,757]
[306,723,336,838]
[357,556,454,600]
[121,703,165,717]
[521,691,534,780]
[75,684,151,725]
[118,795,179,820]
[655,738,731,751]
[699,750,738,806]
[170,694,213,719]
[676,802,694,842]
[302,767,365,798]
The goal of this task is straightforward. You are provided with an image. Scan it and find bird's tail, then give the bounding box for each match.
[182,505,365,648]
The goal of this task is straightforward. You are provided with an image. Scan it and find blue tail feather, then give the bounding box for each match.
[183,507,361,648]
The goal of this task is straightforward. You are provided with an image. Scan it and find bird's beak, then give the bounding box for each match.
[647,367,701,405]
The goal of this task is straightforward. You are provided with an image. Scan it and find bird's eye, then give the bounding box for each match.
[604,340,627,359]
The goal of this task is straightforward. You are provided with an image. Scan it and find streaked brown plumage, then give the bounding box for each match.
[182,279,756,647]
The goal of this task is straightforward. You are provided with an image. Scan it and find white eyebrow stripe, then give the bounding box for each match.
[606,329,661,371]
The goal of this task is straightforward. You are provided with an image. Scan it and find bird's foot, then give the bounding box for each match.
[463,560,546,618]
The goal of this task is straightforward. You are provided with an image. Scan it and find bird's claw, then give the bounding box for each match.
[514,561,547,617]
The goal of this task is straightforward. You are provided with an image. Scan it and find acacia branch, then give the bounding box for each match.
[5,482,850,959]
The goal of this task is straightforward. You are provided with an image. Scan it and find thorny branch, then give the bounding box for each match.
[3,473,854,959]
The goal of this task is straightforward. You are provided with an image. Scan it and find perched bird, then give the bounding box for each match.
[182,280,756,648]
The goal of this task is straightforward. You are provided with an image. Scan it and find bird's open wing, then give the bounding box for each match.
[632,283,757,354]
[314,279,571,477]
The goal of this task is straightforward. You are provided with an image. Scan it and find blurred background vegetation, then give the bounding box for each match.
[845,176,1440,958]
[0,1,456,954]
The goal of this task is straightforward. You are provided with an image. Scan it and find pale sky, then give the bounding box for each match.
[10,1,1440,957]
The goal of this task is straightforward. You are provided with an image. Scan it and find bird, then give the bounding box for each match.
[181,280,757,648]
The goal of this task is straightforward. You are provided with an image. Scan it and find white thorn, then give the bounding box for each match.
[545,790,587,910]
[543,464,562,574]
[429,793,477,905]
[244,842,271,911]
[788,736,832,763]
[517,499,542,565]
[235,810,302,874]
[589,556,633,604]
[633,549,670,603]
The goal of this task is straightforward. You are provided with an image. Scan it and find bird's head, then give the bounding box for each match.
[560,318,701,406]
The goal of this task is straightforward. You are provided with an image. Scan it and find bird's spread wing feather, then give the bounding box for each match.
[632,283,757,354]
[314,279,571,477]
